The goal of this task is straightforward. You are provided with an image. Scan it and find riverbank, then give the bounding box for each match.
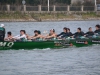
[0,12,100,22]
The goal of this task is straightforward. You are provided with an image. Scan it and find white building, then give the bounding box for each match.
[71,0,95,4]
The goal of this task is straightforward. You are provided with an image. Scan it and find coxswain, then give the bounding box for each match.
[0,24,5,41]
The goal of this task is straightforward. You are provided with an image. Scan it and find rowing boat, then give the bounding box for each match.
[0,38,100,50]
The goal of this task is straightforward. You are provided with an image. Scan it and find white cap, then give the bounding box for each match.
[0,24,5,27]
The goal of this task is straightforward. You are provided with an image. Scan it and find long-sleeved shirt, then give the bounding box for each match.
[62,32,73,38]
[73,32,84,38]
[94,29,100,34]
[13,34,27,40]
[85,31,94,36]
[57,32,67,37]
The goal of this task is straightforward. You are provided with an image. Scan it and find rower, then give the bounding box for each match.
[38,30,41,34]
[94,24,100,34]
[73,28,84,38]
[0,24,5,41]
[45,29,57,39]
[61,28,73,38]
[34,30,38,37]
[13,30,27,41]
[23,30,30,40]
[4,31,13,41]
[57,27,67,38]
[85,27,94,37]
[31,30,43,40]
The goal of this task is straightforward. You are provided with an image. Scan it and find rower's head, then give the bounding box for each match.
[67,28,70,32]
[23,30,26,34]
[63,27,67,33]
[95,24,100,30]
[20,30,25,35]
[7,31,12,37]
[77,28,81,32]
[34,30,39,35]
[50,29,55,34]
[89,27,92,32]
[38,30,41,34]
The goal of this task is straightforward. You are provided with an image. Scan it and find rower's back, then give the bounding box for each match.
[0,27,5,41]
[94,25,100,34]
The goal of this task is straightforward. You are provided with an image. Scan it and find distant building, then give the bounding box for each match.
[71,0,95,5]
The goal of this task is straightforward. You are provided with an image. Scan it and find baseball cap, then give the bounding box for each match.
[0,24,5,27]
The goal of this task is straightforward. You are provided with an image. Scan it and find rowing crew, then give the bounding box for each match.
[4,24,100,42]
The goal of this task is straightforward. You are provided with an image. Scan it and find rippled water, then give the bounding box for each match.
[0,21,100,75]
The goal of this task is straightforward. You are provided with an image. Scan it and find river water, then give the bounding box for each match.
[0,21,100,75]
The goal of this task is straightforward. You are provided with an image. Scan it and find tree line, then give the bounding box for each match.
[0,0,71,6]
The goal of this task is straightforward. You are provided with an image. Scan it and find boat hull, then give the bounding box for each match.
[0,38,100,50]
[0,41,64,50]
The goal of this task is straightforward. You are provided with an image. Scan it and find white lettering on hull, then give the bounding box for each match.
[76,41,85,44]
[7,42,14,47]
[92,40,100,43]
[76,41,88,44]
[0,42,6,46]
[0,42,14,47]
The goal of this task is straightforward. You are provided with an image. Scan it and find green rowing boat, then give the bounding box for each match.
[0,38,100,50]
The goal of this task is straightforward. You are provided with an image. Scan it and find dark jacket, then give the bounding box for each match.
[0,27,5,41]
[74,32,84,38]
[62,32,73,38]
[94,29,100,34]
[0,27,5,36]
[85,31,94,37]
[57,32,66,37]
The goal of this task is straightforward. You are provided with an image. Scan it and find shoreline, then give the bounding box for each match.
[0,18,100,22]
[0,12,100,22]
